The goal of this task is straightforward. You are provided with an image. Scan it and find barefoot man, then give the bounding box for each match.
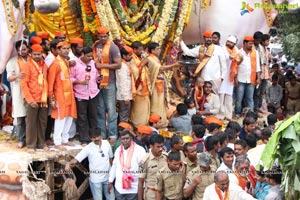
[20,44,49,153]
[48,41,77,150]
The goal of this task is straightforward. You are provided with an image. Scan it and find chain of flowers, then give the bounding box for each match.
[166,0,193,64]
[95,0,120,39]
[152,0,177,45]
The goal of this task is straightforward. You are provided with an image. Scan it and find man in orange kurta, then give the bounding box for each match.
[20,44,48,152]
[48,41,77,150]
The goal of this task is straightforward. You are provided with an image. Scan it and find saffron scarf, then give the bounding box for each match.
[226,47,239,83]
[132,53,141,67]
[194,44,215,75]
[57,56,72,106]
[93,40,111,88]
[119,141,135,189]
[194,85,203,105]
[122,59,137,98]
[31,59,48,107]
[215,184,229,200]
[17,56,29,69]
[249,48,257,84]
[234,169,248,190]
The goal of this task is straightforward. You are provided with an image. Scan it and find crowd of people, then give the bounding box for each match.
[4,26,299,199]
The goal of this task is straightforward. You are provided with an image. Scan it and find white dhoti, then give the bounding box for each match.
[218,93,233,120]
[53,116,73,145]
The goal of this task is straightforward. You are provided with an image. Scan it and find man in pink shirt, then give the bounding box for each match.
[70,46,100,145]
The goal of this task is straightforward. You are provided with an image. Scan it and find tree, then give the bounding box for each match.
[274,9,300,60]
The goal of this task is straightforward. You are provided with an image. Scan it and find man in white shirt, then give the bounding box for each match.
[69,38,84,62]
[65,128,114,200]
[198,81,220,117]
[6,40,28,148]
[217,147,234,174]
[203,171,257,200]
[116,46,135,122]
[218,35,242,120]
[180,30,227,93]
[108,130,146,199]
[235,36,261,117]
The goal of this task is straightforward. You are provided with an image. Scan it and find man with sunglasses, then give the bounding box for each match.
[65,127,114,200]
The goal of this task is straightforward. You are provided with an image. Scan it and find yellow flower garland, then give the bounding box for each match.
[95,0,120,39]
[151,0,176,44]
[174,0,193,45]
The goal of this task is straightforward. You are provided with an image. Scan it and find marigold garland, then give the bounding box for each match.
[152,0,177,45]
[82,0,93,16]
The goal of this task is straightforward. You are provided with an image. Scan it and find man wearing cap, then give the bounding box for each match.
[69,38,84,61]
[180,30,226,93]
[134,125,153,152]
[138,134,167,200]
[20,44,49,152]
[6,40,29,148]
[44,39,60,145]
[70,46,100,145]
[45,39,60,67]
[36,31,50,40]
[93,27,121,143]
[218,35,243,120]
[203,171,257,200]
[183,152,214,200]
[117,46,136,122]
[148,114,162,134]
[30,36,42,46]
[48,41,77,150]
[130,41,151,127]
[114,122,136,152]
[235,36,261,118]
[108,130,146,199]
[37,32,51,57]
[54,31,66,42]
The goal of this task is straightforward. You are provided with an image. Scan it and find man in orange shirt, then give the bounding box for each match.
[48,41,77,150]
[20,44,49,152]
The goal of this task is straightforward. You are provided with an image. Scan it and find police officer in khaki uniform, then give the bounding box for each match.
[183,142,199,174]
[169,135,186,162]
[138,134,167,200]
[155,151,186,200]
[205,135,220,170]
[183,152,215,200]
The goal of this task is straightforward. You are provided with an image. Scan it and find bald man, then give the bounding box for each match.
[203,171,257,200]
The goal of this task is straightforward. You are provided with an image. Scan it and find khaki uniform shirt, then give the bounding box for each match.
[139,151,168,199]
[186,156,198,174]
[184,168,215,200]
[155,165,184,200]
[208,152,220,171]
